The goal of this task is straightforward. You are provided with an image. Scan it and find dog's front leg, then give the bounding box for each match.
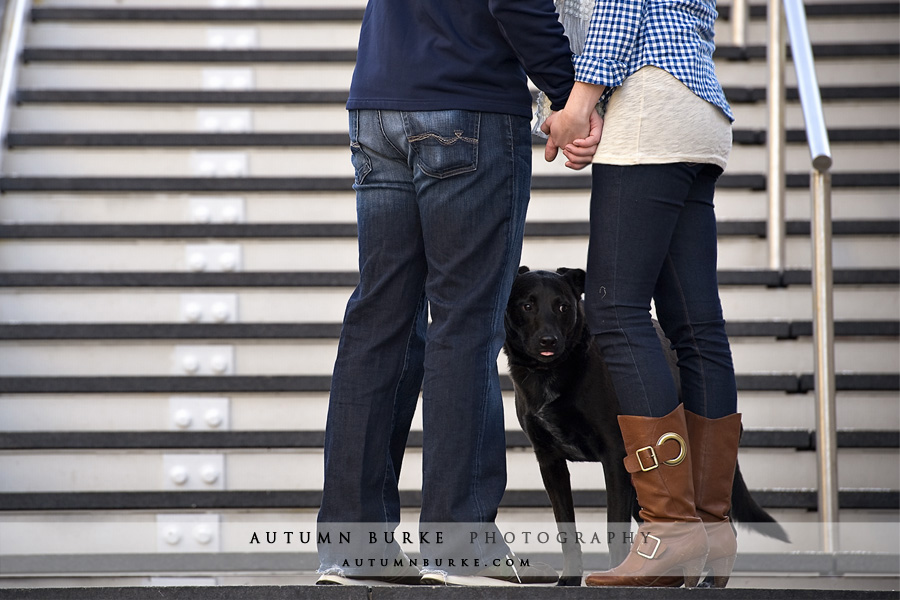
[602,454,636,569]
[536,452,583,586]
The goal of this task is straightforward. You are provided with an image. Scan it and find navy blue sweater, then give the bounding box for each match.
[347,0,574,118]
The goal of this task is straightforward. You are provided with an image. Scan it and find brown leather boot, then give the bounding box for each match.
[585,404,708,587]
[685,410,743,588]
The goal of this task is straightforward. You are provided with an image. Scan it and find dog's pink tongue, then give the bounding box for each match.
[541,351,555,356]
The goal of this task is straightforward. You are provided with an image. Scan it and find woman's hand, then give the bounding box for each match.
[544,109,604,170]
[542,81,607,170]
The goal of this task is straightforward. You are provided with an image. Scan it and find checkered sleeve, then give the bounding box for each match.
[572,0,645,87]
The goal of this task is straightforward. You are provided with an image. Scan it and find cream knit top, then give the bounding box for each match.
[592,66,732,170]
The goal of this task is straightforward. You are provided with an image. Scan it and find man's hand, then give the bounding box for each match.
[543,108,603,170]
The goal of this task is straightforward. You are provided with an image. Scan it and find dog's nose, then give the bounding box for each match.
[539,336,558,349]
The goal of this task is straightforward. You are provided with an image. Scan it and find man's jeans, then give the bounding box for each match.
[317,109,532,574]
[585,162,738,420]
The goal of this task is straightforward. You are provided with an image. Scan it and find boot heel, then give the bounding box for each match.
[680,554,707,588]
[706,553,736,588]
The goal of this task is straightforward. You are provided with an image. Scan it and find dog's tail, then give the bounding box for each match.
[730,463,791,543]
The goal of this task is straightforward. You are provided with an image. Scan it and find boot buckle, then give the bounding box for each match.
[636,534,662,559]
[635,446,659,471]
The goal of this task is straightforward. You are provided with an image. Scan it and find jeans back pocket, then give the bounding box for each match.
[348,110,372,185]
[402,110,480,179]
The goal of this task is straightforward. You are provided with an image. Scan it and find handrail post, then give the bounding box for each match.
[783,0,838,556]
[810,169,839,554]
[732,0,750,48]
[767,0,786,273]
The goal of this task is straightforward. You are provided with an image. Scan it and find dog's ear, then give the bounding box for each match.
[557,267,586,296]
[518,265,530,275]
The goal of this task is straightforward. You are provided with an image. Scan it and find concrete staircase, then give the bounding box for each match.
[0,0,897,594]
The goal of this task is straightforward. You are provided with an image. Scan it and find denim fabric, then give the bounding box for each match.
[317,109,532,574]
[584,162,738,420]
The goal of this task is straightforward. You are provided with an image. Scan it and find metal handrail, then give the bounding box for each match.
[767,0,838,554]
[0,0,30,171]
[767,0,786,273]
[731,0,750,48]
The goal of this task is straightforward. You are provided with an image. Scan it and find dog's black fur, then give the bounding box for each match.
[503,267,789,586]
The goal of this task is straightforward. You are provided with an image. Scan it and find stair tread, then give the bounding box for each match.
[0,489,895,511]
[26,3,900,22]
[0,429,896,450]
[5,128,897,147]
[0,173,897,193]
[0,269,897,288]
[0,321,896,339]
[13,85,900,105]
[30,7,367,22]
[0,373,896,394]
[1,220,897,237]
[18,42,900,63]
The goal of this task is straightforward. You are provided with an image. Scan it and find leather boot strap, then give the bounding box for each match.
[623,435,687,474]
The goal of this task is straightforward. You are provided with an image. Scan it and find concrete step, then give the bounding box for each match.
[0,391,897,432]
[3,444,895,492]
[1,372,894,395]
[0,487,895,511]
[2,130,896,174]
[1,188,897,224]
[0,583,894,599]
[3,139,894,177]
[1,234,897,271]
[1,285,896,323]
[1,320,896,339]
[12,85,896,108]
[0,173,896,196]
[16,52,899,90]
[0,268,895,288]
[25,22,365,52]
[17,63,355,91]
[10,99,898,133]
[0,337,896,376]
[2,428,897,451]
[22,3,900,47]
[0,508,895,561]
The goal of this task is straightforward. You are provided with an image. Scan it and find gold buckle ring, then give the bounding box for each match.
[636,534,662,560]
[657,432,687,466]
[635,445,659,471]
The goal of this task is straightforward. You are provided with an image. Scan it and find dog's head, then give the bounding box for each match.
[504,266,587,365]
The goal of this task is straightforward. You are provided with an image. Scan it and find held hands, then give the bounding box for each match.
[541,81,607,171]
[541,109,603,170]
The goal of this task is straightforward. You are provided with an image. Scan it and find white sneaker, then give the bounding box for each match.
[420,554,558,586]
[316,551,422,586]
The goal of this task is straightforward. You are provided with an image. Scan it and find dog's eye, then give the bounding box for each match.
[521,303,533,312]
[558,304,570,313]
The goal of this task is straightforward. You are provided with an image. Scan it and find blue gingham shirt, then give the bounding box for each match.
[573,0,734,121]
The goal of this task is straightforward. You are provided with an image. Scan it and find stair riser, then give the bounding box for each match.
[25,16,900,48]
[2,236,897,271]
[1,286,897,322]
[27,23,365,51]
[18,64,355,91]
[0,447,896,493]
[0,338,896,376]
[2,189,897,223]
[12,100,899,133]
[1,390,897,432]
[11,105,349,133]
[4,143,897,176]
[1,391,898,431]
[17,58,900,91]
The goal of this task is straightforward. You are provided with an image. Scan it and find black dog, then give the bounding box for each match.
[503,266,788,586]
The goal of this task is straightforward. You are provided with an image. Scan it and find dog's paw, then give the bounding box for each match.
[556,575,583,586]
